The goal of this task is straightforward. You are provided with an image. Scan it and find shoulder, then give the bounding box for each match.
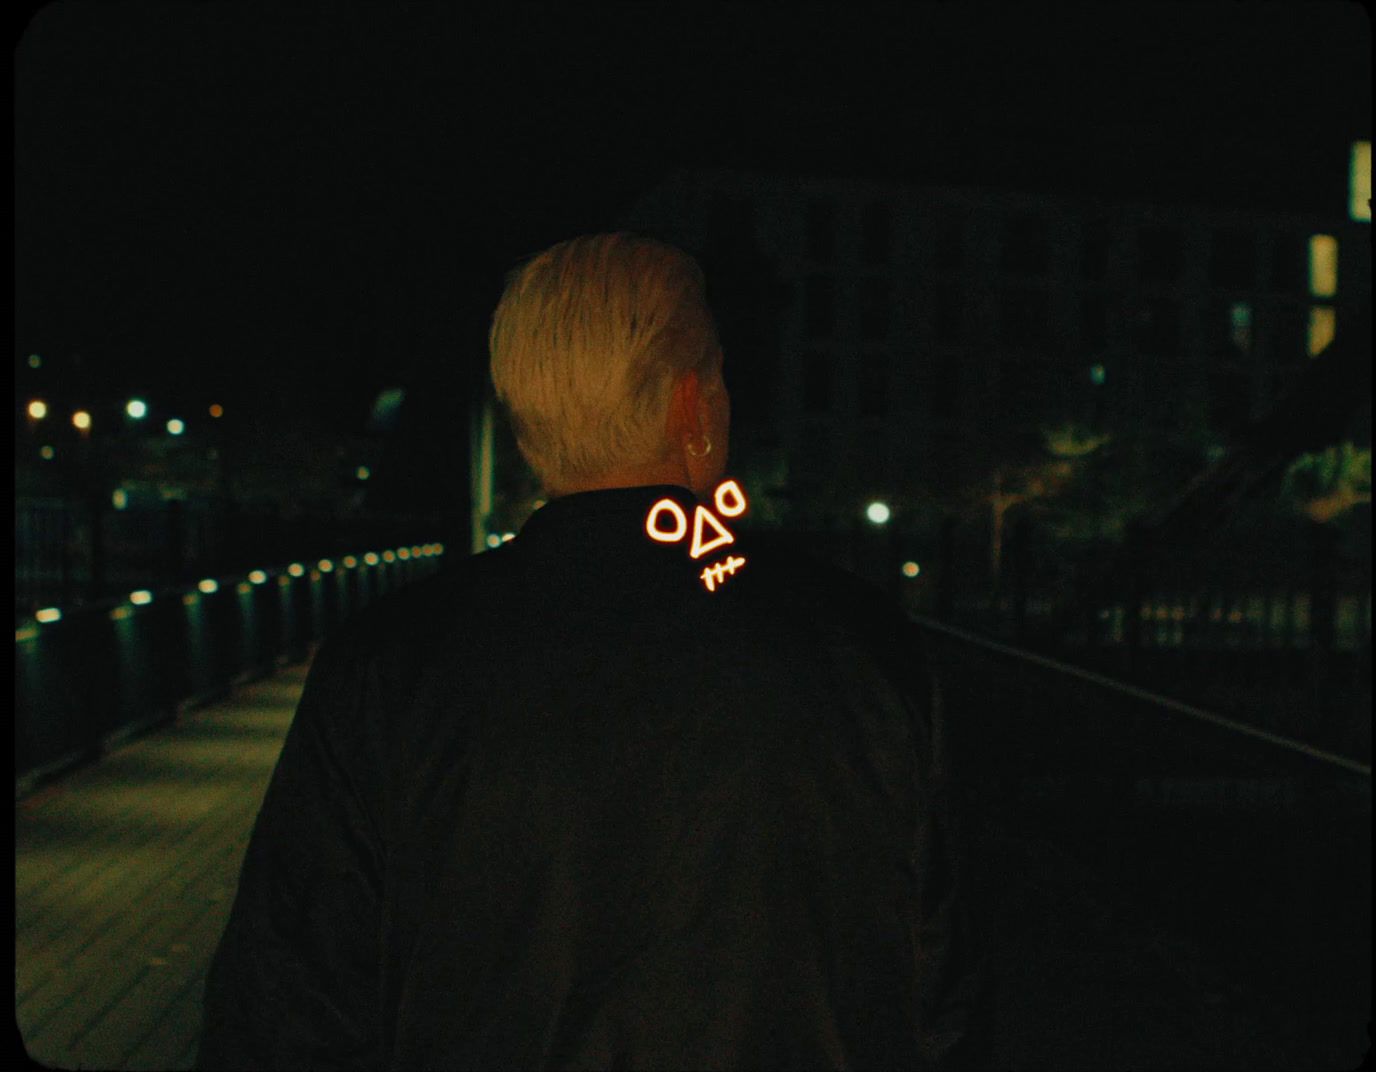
[309,545,518,678]
[731,528,921,655]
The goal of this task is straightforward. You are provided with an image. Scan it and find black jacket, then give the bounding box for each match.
[198,484,988,1070]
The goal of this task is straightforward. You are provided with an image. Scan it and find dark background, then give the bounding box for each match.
[15,1,1371,513]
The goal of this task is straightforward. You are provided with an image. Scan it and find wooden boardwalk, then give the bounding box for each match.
[16,662,309,1071]
[15,651,1337,1070]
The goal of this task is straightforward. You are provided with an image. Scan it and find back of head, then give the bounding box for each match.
[488,233,718,496]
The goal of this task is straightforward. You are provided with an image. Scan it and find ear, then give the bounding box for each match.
[667,368,701,440]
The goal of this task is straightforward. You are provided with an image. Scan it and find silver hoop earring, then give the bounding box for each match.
[686,435,712,459]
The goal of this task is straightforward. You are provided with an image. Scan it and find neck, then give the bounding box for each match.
[548,458,694,499]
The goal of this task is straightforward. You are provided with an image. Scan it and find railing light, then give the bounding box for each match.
[343,556,358,568]
[364,552,380,566]
[397,548,411,560]
[382,550,396,563]
[35,608,62,624]
[318,559,334,572]
[109,606,132,621]
[129,590,153,605]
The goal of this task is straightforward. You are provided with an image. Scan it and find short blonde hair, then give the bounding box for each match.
[488,232,719,494]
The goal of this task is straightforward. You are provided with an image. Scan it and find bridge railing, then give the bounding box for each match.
[912,611,1371,1069]
[14,542,447,798]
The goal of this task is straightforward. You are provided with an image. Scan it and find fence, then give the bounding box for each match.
[912,612,1371,1069]
[14,496,451,620]
[14,542,447,798]
[813,501,1373,765]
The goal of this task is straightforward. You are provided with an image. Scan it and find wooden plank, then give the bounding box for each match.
[59,901,224,1071]
[119,973,205,1071]
[16,673,304,921]
[22,858,232,1067]
[17,762,269,1046]
[18,815,248,1059]
[16,739,271,1013]
[16,669,305,1069]
[15,675,300,971]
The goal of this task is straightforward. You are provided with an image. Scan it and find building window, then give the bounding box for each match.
[1081,292,1108,351]
[804,275,834,338]
[859,277,891,340]
[1000,214,1048,276]
[1136,298,1181,354]
[933,215,964,272]
[861,202,891,265]
[1207,366,1251,433]
[1307,234,1338,298]
[932,351,960,418]
[707,193,755,250]
[859,352,888,416]
[1229,301,1252,355]
[1308,306,1337,357]
[1137,225,1182,284]
[1269,304,1307,363]
[933,283,963,343]
[1351,141,1371,222]
[1000,286,1050,353]
[999,353,1054,422]
[1081,219,1110,281]
[1209,229,1256,289]
[805,200,836,261]
[802,349,832,413]
[1269,233,1305,293]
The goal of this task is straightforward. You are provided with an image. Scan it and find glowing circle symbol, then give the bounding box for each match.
[645,479,752,592]
[646,499,688,542]
[714,479,746,517]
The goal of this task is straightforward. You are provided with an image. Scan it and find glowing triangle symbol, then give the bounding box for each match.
[689,505,734,560]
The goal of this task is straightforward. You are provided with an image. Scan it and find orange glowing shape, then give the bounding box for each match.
[646,498,688,542]
[689,505,735,560]
[714,479,747,517]
[700,554,747,592]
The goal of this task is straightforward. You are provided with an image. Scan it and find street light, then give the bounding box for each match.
[209,403,224,418]
[126,399,148,419]
[72,410,92,432]
[167,418,185,436]
[27,400,47,420]
[865,500,891,525]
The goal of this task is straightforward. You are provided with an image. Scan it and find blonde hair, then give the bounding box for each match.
[488,232,719,494]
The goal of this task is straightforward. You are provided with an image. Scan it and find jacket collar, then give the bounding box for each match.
[515,484,700,555]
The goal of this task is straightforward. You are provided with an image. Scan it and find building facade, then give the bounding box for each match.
[614,167,1371,543]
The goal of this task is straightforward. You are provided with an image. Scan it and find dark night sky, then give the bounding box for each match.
[14,2,1371,502]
